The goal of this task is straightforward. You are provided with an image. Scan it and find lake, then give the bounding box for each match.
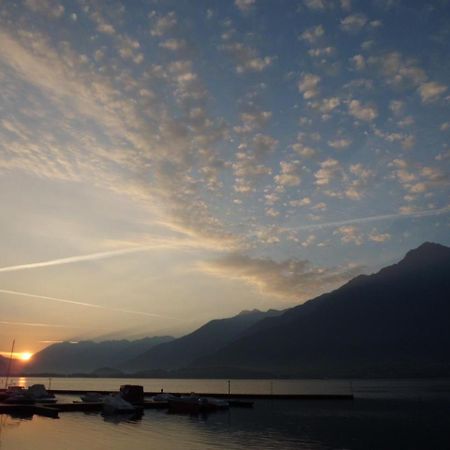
[1,377,450,449]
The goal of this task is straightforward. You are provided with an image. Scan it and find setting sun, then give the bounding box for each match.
[18,352,33,361]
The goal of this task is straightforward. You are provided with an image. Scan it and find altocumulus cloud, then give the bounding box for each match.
[198,253,363,301]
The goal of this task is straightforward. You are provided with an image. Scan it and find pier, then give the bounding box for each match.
[0,390,353,419]
[48,389,354,401]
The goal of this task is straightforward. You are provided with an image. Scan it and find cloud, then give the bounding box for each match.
[313,97,341,114]
[235,0,256,12]
[308,46,334,58]
[159,38,187,51]
[348,99,378,121]
[252,133,278,156]
[314,159,341,185]
[290,197,311,207]
[303,0,327,10]
[344,163,374,200]
[199,253,362,301]
[0,238,219,274]
[24,0,64,18]
[298,73,320,99]
[368,230,391,242]
[234,111,272,134]
[232,147,272,193]
[274,161,301,187]
[368,52,426,87]
[328,138,352,149]
[150,12,177,36]
[349,54,366,70]
[287,206,450,232]
[0,289,176,319]
[418,81,448,103]
[223,42,274,73]
[334,225,363,245]
[299,25,324,44]
[292,143,317,158]
[340,13,367,32]
[0,320,74,329]
[340,0,352,10]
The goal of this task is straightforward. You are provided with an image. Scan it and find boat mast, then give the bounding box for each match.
[4,339,15,388]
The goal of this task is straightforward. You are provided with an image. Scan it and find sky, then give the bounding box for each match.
[0,0,449,356]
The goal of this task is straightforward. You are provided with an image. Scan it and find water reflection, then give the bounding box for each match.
[102,411,144,425]
[1,388,450,449]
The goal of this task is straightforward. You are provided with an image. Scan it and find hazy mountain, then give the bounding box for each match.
[193,242,450,377]
[25,336,174,374]
[123,309,283,372]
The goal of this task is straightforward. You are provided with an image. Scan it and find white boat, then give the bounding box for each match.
[102,394,136,415]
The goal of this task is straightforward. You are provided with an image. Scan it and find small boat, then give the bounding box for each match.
[102,394,138,415]
[152,392,177,402]
[168,394,228,414]
[80,392,105,403]
[3,386,35,404]
[27,384,57,403]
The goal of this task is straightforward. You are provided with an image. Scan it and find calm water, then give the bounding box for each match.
[1,378,450,449]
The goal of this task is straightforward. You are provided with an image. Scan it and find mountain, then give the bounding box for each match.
[193,242,450,377]
[0,355,7,374]
[123,309,283,372]
[25,336,174,374]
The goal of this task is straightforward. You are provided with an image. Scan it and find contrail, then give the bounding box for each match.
[0,246,157,274]
[287,206,450,232]
[0,288,177,320]
[0,320,73,328]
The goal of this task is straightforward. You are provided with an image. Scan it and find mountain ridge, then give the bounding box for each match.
[192,242,450,377]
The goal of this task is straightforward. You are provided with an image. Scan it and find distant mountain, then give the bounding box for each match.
[123,309,283,372]
[0,354,28,376]
[25,336,174,374]
[0,355,7,374]
[193,242,450,377]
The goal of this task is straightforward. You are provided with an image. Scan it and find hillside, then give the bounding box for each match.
[193,242,450,377]
[25,336,174,374]
[123,309,282,372]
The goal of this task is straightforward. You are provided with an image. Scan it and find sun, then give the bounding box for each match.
[19,352,33,361]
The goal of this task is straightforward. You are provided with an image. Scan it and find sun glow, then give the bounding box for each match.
[18,352,33,361]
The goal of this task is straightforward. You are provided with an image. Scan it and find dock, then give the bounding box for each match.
[0,390,353,419]
[49,389,354,401]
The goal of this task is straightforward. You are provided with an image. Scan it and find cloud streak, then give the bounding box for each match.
[0,289,177,320]
[0,236,218,274]
[288,206,450,232]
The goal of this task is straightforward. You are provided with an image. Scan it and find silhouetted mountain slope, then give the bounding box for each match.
[194,243,450,377]
[123,309,282,372]
[25,336,174,374]
[0,355,7,374]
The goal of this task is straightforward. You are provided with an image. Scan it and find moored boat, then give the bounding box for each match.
[3,386,35,404]
[80,392,105,403]
[27,384,57,403]
[168,394,229,414]
[102,394,139,415]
